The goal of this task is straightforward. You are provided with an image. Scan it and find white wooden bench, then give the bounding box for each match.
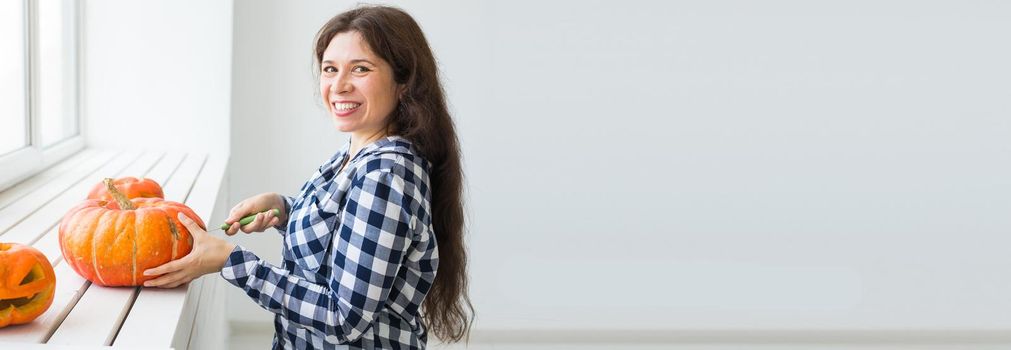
[0,149,229,350]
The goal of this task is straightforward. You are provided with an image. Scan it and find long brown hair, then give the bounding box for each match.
[313,5,473,343]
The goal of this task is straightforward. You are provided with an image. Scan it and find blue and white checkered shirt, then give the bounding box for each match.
[220,136,438,349]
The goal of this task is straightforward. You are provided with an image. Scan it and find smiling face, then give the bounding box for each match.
[0,242,56,328]
[319,31,401,140]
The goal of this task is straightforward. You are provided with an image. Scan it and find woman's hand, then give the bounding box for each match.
[223,192,287,235]
[143,212,236,288]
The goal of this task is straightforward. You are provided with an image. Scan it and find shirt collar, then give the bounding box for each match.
[324,135,413,174]
[350,135,412,162]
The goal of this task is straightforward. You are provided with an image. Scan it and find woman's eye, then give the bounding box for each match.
[352,66,371,73]
[323,66,337,73]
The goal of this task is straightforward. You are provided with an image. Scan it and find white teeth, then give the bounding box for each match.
[334,102,361,111]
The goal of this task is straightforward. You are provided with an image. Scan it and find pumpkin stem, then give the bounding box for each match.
[104,178,135,210]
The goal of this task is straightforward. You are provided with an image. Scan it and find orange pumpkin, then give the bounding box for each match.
[0,242,56,328]
[59,178,204,287]
[87,176,164,201]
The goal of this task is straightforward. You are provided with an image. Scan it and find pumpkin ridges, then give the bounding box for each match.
[62,206,102,285]
[135,198,202,263]
[133,208,174,285]
[118,210,136,278]
[60,195,205,287]
[131,212,138,286]
[169,202,200,258]
[101,208,132,285]
[120,212,138,286]
[95,209,135,286]
[135,207,178,285]
[59,200,101,243]
[90,209,116,286]
[167,219,179,261]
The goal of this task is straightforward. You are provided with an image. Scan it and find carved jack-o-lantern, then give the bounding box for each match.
[0,242,56,328]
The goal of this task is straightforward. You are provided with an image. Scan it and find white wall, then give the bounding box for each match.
[228,0,1011,339]
[84,0,232,154]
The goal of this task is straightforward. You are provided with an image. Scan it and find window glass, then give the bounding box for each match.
[38,0,78,146]
[0,1,27,156]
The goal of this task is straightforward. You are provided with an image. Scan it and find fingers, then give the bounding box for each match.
[177,212,205,235]
[263,208,274,223]
[224,193,285,235]
[240,212,263,233]
[143,257,185,278]
[240,210,277,233]
[143,272,175,287]
[226,202,250,223]
[143,271,192,288]
[142,250,197,288]
[225,222,241,236]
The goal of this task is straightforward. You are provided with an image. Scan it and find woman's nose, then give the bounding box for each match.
[331,74,352,94]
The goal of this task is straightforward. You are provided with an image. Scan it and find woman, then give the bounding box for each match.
[142,5,473,349]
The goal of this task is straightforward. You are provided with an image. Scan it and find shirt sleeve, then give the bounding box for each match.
[272,195,294,234]
[220,169,414,344]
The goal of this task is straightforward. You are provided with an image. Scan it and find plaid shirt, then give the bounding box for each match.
[220,136,438,349]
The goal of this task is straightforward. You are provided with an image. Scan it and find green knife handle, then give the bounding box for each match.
[219,208,281,230]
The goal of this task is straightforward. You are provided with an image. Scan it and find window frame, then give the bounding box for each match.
[0,0,84,192]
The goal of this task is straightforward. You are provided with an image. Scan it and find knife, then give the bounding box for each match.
[207,208,281,232]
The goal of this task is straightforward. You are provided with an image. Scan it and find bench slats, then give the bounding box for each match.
[180,154,230,349]
[0,150,121,235]
[47,152,203,346]
[0,149,98,210]
[47,286,136,346]
[0,151,141,246]
[32,227,62,266]
[116,153,228,348]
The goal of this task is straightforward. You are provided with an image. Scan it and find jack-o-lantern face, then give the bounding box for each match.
[0,242,56,328]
